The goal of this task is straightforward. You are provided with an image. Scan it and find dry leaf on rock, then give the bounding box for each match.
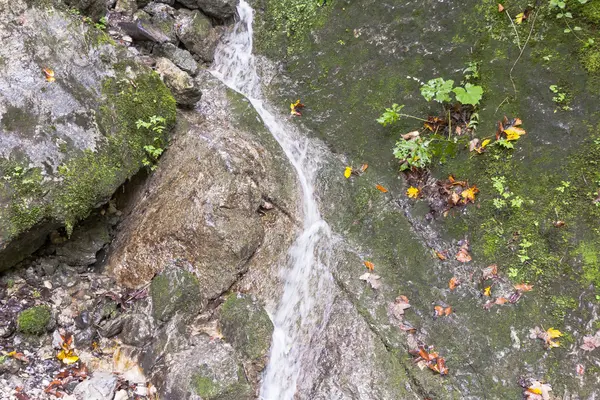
[530,326,562,349]
[376,184,388,193]
[364,261,375,271]
[389,295,411,321]
[580,331,600,352]
[359,273,381,290]
[449,277,460,290]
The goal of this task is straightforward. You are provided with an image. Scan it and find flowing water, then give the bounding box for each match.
[211,2,335,398]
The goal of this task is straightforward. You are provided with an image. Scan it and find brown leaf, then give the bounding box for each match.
[390,295,411,320]
[402,131,420,140]
[449,277,460,290]
[456,247,472,263]
[360,163,368,172]
[481,264,498,280]
[469,138,480,153]
[435,250,448,260]
[514,283,533,292]
[553,220,565,228]
[581,331,600,352]
[359,273,382,290]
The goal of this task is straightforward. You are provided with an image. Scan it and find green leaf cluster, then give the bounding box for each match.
[393,137,433,171]
[420,78,483,106]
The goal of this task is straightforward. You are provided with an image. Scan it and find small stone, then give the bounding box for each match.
[114,390,129,400]
[73,372,118,400]
[154,57,202,108]
[43,280,53,289]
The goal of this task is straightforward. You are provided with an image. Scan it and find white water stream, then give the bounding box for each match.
[211,2,335,399]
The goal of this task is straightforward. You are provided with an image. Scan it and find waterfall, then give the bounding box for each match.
[211,1,335,399]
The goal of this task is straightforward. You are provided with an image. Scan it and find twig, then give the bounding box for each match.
[509,10,538,96]
[505,9,522,51]
[495,96,510,114]
[447,110,451,139]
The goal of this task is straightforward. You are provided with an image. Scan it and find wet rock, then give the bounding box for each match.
[149,268,205,322]
[16,305,52,335]
[0,320,15,338]
[0,0,177,271]
[151,335,252,400]
[40,258,59,276]
[175,9,221,62]
[153,42,199,76]
[219,294,273,365]
[107,80,297,301]
[62,0,107,20]
[98,315,125,338]
[120,313,154,346]
[0,357,21,375]
[142,2,178,43]
[72,371,118,400]
[118,20,171,43]
[115,0,137,15]
[55,218,111,267]
[197,0,237,19]
[176,0,199,9]
[154,57,202,108]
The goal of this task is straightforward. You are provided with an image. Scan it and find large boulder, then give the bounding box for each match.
[107,76,299,301]
[175,9,221,63]
[154,57,202,108]
[0,0,177,271]
[197,0,237,19]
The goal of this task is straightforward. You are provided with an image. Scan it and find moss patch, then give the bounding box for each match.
[17,305,51,335]
[220,294,273,362]
[150,268,203,322]
[191,374,220,399]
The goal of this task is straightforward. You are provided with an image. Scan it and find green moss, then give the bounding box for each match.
[581,1,600,24]
[53,72,176,228]
[550,295,578,322]
[581,46,600,73]
[192,375,220,399]
[17,305,51,335]
[150,268,202,322]
[220,294,274,361]
[254,0,333,57]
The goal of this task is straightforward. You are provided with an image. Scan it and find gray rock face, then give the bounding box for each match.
[54,218,111,267]
[120,313,154,346]
[153,42,199,76]
[0,0,176,271]
[143,2,178,44]
[62,0,107,20]
[107,77,298,300]
[114,0,137,15]
[175,9,221,62]
[175,0,198,9]
[154,57,202,108]
[149,268,205,322]
[197,0,238,19]
[73,372,118,400]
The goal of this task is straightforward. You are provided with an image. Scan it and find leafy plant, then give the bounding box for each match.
[393,137,433,171]
[452,84,484,106]
[136,116,167,171]
[549,84,571,111]
[376,104,427,126]
[95,16,108,30]
[420,78,455,103]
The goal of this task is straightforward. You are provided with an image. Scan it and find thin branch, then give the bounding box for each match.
[505,9,522,51]
[510,10,538,96]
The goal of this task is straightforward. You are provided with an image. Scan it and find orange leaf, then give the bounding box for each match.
[364,261,375,271]
[449,277,460,290]
[498,3,504,12]
[444,307,452,316]
[514,283,533,292]
[42,68,55,82]
[461,185,479,203]
[360,163,368,172]
[456,248,472,263]
[376,184,388,193]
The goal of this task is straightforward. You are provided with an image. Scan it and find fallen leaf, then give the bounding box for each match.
[389,295,411,320]
[483,286,492,297]
[553,220,565,228]
[449,277,460,290]
[449,192,460,205]
[360,163,368,172]
[290,99,304,116]
[581,331,600,351]
[407,186,420,199]
[434,305,453,317]
[435,250,448,261]
[514,283,533,292]
[359,273,382,290]
[461,185,479,203]
[376,184,388,193]
[469,138,480,153]
[56,350,79,365]
[483,297,509,310]
[498,4,505,13]
[515,12,525,24]
[42,67,55,82]
[505,126,527,141]
[547,328,562,339]
[530,326,562,349]
[7,351,29,363]
[576,364,585,376]
[364,261,375,271]
[344,167,352,179]
[456,243,472,263]
[525,380,552,400]
[482,264,498,280]
[402,131,420,140]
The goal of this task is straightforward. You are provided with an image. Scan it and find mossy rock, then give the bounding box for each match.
[150,268,205,322]
[191,368,253,400]
[0,1,176,271]
[219,293,273,362]
[17,305,51,335]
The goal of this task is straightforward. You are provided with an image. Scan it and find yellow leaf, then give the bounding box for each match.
[547,328,562,339]
[344,167,352,179]
[515,12,525,24]
[483,286,492,296]
[461,186,479,203]
[481,139,491,148]
[57,350,79,365]
[504,126,526,141]
[527,387,543,395]
[406,186,420,199]
[42,68,55,82]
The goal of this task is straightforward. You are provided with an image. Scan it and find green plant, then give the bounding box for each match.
[420,76,483,106]
[491,176,528,210]
[376,104,428,126]
[136,116,167,171]
[518,238,533,263]
[556,180,571,193]
[393,137,433,171]
[549,85,571,111]
[94,16,108,30]
[17,305,51,335]
[550,0,593,41]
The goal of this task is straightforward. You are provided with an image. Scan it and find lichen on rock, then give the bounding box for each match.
[17,305,52,335]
